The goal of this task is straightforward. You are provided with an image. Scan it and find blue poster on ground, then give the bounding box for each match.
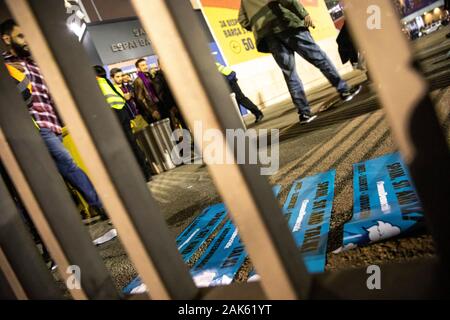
[272,184,281,199]
[249,171,336,282]
[176,185,281,263]
[176,203,227,262]
[188,185,282,287]
[190,219,246,287]
[123,185,282,293]
[284,171,335,273]
[123,204,227,294]
[339,152,424,251]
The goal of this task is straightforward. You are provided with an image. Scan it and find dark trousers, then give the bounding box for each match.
[229,79,262,116]
[266,29,348,114]
[138,106,156,125]
[115,109,153,181]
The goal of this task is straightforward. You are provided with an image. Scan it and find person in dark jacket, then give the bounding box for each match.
[336,22,358,66]
[150,64,188,130]
[239,0,362,124]
[133,58,162,125]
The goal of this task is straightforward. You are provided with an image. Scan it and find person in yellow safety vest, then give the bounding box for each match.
[216,62,264,124]
[93,65,153,182]
[109,68,142,131]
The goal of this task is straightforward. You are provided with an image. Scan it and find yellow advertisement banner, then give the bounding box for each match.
[200,3,265,65]
[199,0,338,66]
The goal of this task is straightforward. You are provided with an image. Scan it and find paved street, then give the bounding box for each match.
[82,26,450,291]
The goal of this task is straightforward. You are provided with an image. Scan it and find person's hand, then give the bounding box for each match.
[124,92,131,100]
[304,15,315,29]
[152,110,161,120]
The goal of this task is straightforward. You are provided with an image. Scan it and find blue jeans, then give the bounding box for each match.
[266,29,349,114]
[39,128,102,207]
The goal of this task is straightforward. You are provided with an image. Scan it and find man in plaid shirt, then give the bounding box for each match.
[1,19,105,217]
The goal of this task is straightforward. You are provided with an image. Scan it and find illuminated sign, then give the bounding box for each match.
[65,0,90,41]
[86,19,155,65]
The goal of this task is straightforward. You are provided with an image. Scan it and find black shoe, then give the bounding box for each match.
[48,260,58,272]
[299,113,317,125]
[254,113,264,123]
[340,85,362,102]
[99,211,109,221]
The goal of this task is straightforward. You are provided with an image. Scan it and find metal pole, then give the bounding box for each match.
[0,64,118,300]
[0,267,18,300]
[7,0,198,300]
[0,248,27,300]
[0,171,62,299]
[344,0,450,271]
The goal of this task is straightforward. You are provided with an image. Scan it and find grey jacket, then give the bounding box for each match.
[239,0,310,52]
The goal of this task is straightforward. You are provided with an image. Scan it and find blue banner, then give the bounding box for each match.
[176,185,280,263]
[176,203,227,262]
[122,276,143,295]
[123,204,227,294]
[188,185,282,287]
[249,171,336,281]
[123,185,281,293]
[340,152,424,251]
[191,219,246,287]
[272,184,282,199]
[283,171,335,273]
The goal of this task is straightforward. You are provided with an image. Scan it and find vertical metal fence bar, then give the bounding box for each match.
[0,134,87,301]
[0,65,117,299]
[344,0,450,270]
[6,0,198,300]
[0,84,80,300]
[0,171,62,299]
[0,265,18,300]
[0,247,27,300]
[131,0,312,299]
